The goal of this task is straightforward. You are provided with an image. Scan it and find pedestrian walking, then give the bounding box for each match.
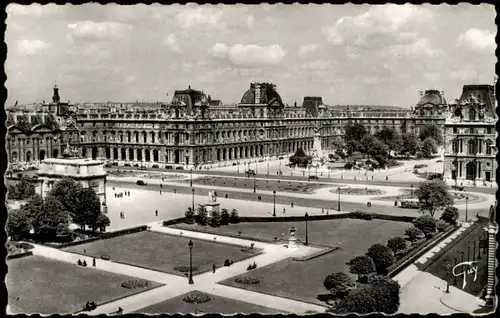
[160,183,162,188]
[394,200,398,207]
[213,263,216,273]
[160,190,162,195]
[283,207,286,214]
[291,202,294,208]
[174,188,176,194]
[322,208,324,214]
[92,257,96,267]
[155,210,158,216]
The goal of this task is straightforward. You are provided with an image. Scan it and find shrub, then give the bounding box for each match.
[152,164,159,168]
[323,272,356,298]
[121,279,150,289]
[440,206,459,225]
[136,180,146,185]
[183,291,212,304]
[173,265,199,273]
[196,206,209,226]
[412,215,437,238]
[405,227,423,243]
[220,208,229,225]
[234,276,261,285]
[184,208,195,224]
[165,165,173,169]
[210,209,221,227]
[347,255,376,282]
[366,244,395,275]
[175,166,184,170]
[229,209,240,224]
[387,237,407,255]
[436,220,449,232]
[349,211,374,220]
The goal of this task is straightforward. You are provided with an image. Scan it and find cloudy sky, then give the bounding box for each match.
[5,3,496,107]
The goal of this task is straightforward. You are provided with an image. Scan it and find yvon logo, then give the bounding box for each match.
[452,261,478,289]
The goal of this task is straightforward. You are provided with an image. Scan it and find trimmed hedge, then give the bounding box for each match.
[44,225,148,249]
[173,265,199,273]
[388,224,457,277]
[121,279,150,289]
[162,218,187,226]
[7,251,33,260]
[183,292,212,304]
[234,276,261,285]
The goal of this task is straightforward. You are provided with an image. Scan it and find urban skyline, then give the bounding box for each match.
[5,3,496,107]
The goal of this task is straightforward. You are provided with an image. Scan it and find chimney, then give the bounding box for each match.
[254,83,261,104]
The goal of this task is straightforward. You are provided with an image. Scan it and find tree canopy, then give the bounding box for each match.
[366,244,395,275]
[375,127,403,152]
[416,180,453,217]
[440,206,460,225]
[8,176,36,200]
[412,215,437,238]
[347,255,376,281]
[323,272,356,298]
[401,134,421,156]
[419,124,443,145]
[7,209,32,241]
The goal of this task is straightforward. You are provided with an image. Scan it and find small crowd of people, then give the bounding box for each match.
[84,301,97,311]
[120,211,125,219]
[77,257,96,267]
[114,191,130,198]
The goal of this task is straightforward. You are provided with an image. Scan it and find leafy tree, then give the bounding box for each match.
[404,227,423,243]
[48,178,84,214]
[387,237,407,255]
[72,188,102,231]
[440,206,459,225]
[401,134,420,156]
[33,196,69,241]
[347,255,376,282]
[7,209,32,240]
[375,127,403,152]
[210,209,221,227]
[323,272,356,298]
[416,180,453,217]
[196,206,209,226]
[289,148,312,167]
[362,136,389,167]
[229,209,240,224]
[419,124,443,145]
[366,244,395,275]
[8,177,36,200]
[95,213,110,232]
[421,137,438,158]
[344,123,367,143]
[367,275,401,314]
[328,284,377,314]
[412,215,437,238]
[20,194,44,223]
[220,208,229,225]
[184,207,195,224]
[436,220,448,232]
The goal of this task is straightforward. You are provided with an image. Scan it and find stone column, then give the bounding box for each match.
[485,224,498,306]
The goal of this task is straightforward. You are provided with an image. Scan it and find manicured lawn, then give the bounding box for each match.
[64,231,260,276]
[6,255,161,314]
[218,219,410,304]
[135,290,285,314]
[422,218,490,296]
[174,218,411,247]
[190,176,328,194]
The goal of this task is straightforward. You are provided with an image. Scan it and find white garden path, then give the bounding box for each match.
[29,223,328,315]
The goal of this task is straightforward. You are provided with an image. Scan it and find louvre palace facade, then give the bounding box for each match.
[5,82,497,182]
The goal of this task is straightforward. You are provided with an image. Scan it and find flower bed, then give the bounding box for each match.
[234,276,261,285]
[182,291,212,304]
[121,279,150,289]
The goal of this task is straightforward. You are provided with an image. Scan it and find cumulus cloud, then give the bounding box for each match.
[324,4,434,50]
[17,39,50,56]
[386,38,442,57]
[298,44,318,58]
[67,21,133,41]
[7,4,64,18]
[210,43,287,66]
[176,7,224,29]
[165,34,182,53]
[457,28,495,51]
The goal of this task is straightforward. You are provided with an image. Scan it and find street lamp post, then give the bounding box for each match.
[273,190,276,217]
[337,187,341,212]
[305,212,309,245]
[465,196,469,222]
[453,258,458,285]
[253,173,256,193]
[188,240,194,284]
[191,188,195,213]
[267,163,269,176]
[190,168,193,188]
[410,184,414,198]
